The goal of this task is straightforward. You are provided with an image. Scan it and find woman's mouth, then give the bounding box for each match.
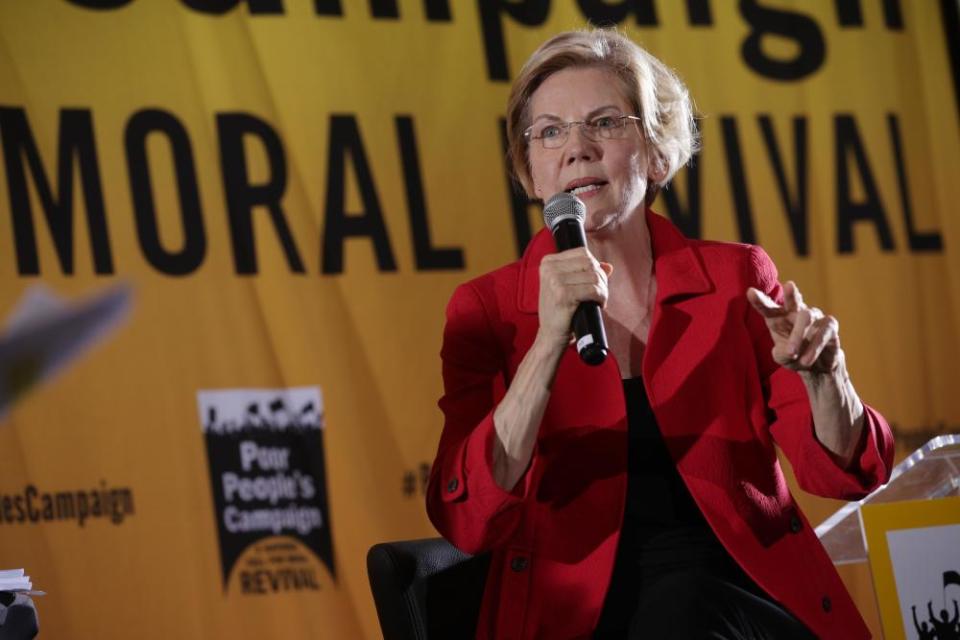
[568,182,606,197]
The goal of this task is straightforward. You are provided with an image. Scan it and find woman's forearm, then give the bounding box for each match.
[491,332,567,492]
[799,351,866,469]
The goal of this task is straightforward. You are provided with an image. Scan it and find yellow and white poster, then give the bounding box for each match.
[862,497,960,640]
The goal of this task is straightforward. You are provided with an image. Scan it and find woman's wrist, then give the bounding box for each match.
[799,351,862,414]
[798,349,849,388]
[799,349,866,466]
[534,327,572,356]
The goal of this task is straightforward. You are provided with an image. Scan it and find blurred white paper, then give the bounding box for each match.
[0,284,132,420]
[0,568,44,595]
[0,568,30,591]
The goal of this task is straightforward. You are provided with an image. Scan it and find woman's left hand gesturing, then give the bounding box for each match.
[747,280,866,467]
[746,281,842,375]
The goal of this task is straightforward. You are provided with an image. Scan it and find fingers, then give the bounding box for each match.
[543,247,600,274]
[540,252,608,287]
[541,278,608,313]
[775,306,837,370]
[797,314,839,369]
[541,249,609,285]
[783,280,803,313]
[565,282,608,307]
[539,249,610,318]
[751,278,844,372]
[553,249,611,280]
[784,307,809,359]
[554,270,606,286]
[745,287,788,319]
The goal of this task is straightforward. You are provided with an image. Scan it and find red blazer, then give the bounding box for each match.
[427,210,894,640]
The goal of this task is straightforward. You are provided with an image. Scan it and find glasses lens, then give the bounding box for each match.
[540,123,567,149]
[594,116,625,139]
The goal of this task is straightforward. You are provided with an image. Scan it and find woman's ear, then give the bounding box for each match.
[648,153,668,185]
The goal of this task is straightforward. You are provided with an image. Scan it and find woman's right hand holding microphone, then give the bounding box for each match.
[536,247,614,350]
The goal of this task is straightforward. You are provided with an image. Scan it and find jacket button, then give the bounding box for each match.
[821,596,832,613]
[446,478,459,493]
[510,556,528,572]
[789,515,802,533]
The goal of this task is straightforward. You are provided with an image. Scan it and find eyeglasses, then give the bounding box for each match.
[523,114,642,149]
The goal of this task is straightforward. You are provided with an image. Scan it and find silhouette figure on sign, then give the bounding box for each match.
[268,397,289,428]
[297,401,318,427]
[244,402,267,429]
[926,599,959,640]
[912,605,936,639]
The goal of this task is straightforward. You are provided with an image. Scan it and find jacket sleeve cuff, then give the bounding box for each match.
[438,407,528,512]
[793,402,895,500]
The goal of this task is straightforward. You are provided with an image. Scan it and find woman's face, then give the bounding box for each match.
[526,66,655,234]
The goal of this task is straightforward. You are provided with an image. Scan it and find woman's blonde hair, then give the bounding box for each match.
[506,28,699,203]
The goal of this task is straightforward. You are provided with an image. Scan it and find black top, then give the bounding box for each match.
[616,377,729,567]
[594,377,743,631]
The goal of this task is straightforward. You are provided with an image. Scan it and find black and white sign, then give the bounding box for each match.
[198,387,334,594]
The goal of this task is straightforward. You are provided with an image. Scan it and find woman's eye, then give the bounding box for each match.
[540,125,561,139]
[593,116,616,129]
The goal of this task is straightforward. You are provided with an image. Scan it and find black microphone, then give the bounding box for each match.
[543,192,609,366]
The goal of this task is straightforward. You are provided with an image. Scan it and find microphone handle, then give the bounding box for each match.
[552,219,609,366]
[572,301,609,365]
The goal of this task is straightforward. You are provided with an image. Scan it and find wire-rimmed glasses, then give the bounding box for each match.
[523,114,642,149]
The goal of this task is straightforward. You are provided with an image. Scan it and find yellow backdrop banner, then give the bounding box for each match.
[0,1,957,638]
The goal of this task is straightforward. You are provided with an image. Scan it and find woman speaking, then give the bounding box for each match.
[426,28,893,639]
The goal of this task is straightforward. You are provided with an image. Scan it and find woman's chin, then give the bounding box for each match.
[584,201,646,235]
[584,210,621,235]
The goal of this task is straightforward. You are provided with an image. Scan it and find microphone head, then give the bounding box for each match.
[543,192,586,232]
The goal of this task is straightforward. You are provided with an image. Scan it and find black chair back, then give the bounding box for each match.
[366,537,489,639]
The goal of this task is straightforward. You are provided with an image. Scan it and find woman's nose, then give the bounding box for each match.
[563,126,601,164]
